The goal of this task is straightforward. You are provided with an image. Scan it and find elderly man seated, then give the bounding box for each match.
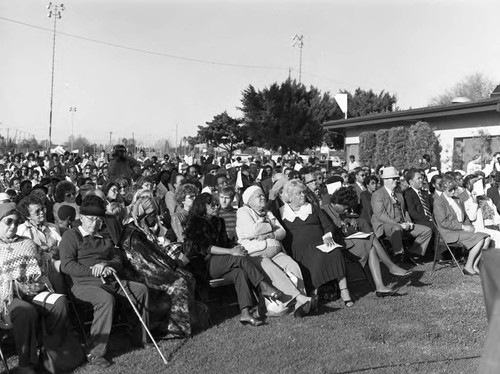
[371,166,433,263]
[60,195,150,368]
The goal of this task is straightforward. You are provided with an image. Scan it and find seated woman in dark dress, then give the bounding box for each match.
[327,187,411,297]
[277,180,354,307]
[184,193,282,326]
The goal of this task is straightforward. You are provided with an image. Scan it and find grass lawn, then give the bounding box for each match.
[3,261,488,374]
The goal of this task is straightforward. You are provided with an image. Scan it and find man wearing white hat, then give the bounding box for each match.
[371,166,432,262]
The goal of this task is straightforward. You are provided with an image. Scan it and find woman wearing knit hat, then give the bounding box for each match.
[0,203,71,374]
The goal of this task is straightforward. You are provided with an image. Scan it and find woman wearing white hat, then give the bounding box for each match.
[237,186,314,318]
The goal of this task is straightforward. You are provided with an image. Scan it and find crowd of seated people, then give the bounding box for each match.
[0,146,499,372]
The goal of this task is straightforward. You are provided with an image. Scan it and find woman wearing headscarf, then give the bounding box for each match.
[118,190,208,338]
[237,185,314,317]
[0,203,69,374]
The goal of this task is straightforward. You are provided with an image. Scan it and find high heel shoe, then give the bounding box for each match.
[294,300,311,318]
[340,288,354,308]
[239,318,265,327]
[375,289,399,298]
[261,289,283,302]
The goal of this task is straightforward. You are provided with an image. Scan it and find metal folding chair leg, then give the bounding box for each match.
[432,232,464,275]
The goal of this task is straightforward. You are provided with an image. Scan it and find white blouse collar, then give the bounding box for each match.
[280,203,313,222]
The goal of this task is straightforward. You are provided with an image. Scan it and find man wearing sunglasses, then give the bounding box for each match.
[371,166,433,264]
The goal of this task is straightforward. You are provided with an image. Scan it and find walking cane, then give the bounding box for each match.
[111,272,168,365]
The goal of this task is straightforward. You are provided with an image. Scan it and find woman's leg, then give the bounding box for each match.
[473,237,490,273]
[210,255,257,313]
[373,236,408,275]
[6,298,39,368]
[338,278,354,307]
[250,256,301,305]
[465,239,484,274]
[272,252,306,295]
[367,248,392,292]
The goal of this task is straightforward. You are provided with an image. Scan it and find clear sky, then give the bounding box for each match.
[1,0,499,149]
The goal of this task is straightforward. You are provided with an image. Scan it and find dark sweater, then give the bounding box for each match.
[60,226,123,284]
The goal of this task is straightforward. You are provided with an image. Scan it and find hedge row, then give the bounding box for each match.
[358,121,440,170]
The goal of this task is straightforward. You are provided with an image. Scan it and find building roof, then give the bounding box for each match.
[322,98,500,130]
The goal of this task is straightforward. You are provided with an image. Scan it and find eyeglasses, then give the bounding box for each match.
[31,207,46,215]
[2,218,18,226]
[81,215,103,223]
[447,187,457,193]
[208,203,220,209]
[109,188,118,193]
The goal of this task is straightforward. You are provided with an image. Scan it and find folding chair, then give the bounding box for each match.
[432,219,465,275]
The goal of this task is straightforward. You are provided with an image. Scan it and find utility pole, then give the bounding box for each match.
[175,123,178,155]
[109,132,112,148]
[132,132,135,158]
[292,34,304,84]
[47,2,65,154]
[69,107,76,152]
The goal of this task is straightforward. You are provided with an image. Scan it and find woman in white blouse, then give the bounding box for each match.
[236,186,314,317]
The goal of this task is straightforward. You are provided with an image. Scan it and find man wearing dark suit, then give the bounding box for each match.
[403,168,434,230]
[371,166,432,259]
[351,168,367,202]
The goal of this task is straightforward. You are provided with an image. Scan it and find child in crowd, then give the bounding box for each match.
[218,186,237,242]
[57,204,76,235]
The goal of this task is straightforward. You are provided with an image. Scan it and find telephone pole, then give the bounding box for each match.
[47,2,65,154]
[292,34,304,84]
[69,107,76,152]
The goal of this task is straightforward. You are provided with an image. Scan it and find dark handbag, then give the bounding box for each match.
[40,292,85,374]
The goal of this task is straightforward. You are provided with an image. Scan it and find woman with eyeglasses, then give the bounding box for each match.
[17,195,61,259]
[103,181,125,206]
[117,190,209,338]
[53,180,80,228]
[184,193,282,326]
[277,180,354,307]
[237,186,314,318]
[0,203,70,374]
[433,175,491,275]
[171,183,199,243]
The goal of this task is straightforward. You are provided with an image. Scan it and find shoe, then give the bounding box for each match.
[404,254,424,266]
[87,353,112,368]
[310,295,319,313]
[239,318,265,327]
[463,268,477,276]
[390,269,413,277]
[343,299,355,308]
[262,290,283,302]
[375,289,399,298]
[294,300,311,318]
[340,288,354,308]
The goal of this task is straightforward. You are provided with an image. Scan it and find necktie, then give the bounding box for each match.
[418,190,432,217]
[391,191,397,202]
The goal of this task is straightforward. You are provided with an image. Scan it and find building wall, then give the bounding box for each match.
[344,111,500,171]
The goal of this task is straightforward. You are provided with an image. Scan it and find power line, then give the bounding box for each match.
[0,15,288,71]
